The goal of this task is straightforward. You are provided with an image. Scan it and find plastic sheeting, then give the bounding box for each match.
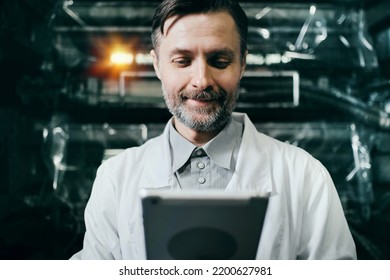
[243,3,378,70]
[42,115,147,219]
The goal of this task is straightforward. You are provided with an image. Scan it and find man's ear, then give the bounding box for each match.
[240,50,248,79]
[150,49,161,80]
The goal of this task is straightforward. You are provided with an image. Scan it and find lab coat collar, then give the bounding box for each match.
[225,113,274,195]
[141,118,175,189]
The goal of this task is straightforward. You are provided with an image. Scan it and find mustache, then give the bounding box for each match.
[179,88,225,101]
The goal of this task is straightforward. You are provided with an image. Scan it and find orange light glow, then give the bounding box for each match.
[110,51,134,65]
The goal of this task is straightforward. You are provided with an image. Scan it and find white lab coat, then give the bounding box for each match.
[71,112,356,260]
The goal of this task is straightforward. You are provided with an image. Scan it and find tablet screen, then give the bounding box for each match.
[140,189,269,260]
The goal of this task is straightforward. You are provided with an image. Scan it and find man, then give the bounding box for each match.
[71,0,356,259]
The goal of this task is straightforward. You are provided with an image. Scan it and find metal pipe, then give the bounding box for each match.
[301,85,390,130]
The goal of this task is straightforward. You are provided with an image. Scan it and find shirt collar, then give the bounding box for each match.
[169,120,197,173]
[203,118,242,170]
[168,117,242,173]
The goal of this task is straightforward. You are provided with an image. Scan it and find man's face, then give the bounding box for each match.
[151,11,246,132]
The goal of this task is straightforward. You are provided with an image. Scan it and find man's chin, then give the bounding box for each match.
[183,110,216,122]
[176,112,230,132]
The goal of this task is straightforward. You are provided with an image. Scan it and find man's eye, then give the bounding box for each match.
[172,58,191,67]
[211,59,231,69]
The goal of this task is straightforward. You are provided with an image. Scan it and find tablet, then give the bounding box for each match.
[140,189,269,260]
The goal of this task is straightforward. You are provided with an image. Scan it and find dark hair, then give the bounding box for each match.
[151,0,248,59]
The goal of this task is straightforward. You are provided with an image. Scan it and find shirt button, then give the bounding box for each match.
[197,162,205,169]
[198,177,206,184]
[195,150,203,156]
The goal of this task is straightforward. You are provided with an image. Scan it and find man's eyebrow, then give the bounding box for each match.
[209,48,236,59]
[168,48,193,57]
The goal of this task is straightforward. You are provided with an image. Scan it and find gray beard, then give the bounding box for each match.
[173,103,231,132]
[162,86,237,132]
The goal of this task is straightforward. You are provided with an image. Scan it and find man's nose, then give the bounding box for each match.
[191,59,214,91]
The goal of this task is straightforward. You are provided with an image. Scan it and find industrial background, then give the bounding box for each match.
[1,0,390,259]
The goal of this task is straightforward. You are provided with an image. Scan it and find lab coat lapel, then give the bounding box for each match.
[137,121,174,189]
[226,113,275,195]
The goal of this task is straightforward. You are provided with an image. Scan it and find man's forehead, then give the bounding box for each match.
[161,11,236,38]
[162,14,182,37]
[158,12,240,56]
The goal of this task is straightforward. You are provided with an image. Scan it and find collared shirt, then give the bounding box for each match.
[168,118,243,190]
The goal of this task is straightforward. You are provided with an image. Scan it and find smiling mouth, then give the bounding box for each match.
[180,89,224,106]
[184,97,217,107]
[183,96,217,101]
